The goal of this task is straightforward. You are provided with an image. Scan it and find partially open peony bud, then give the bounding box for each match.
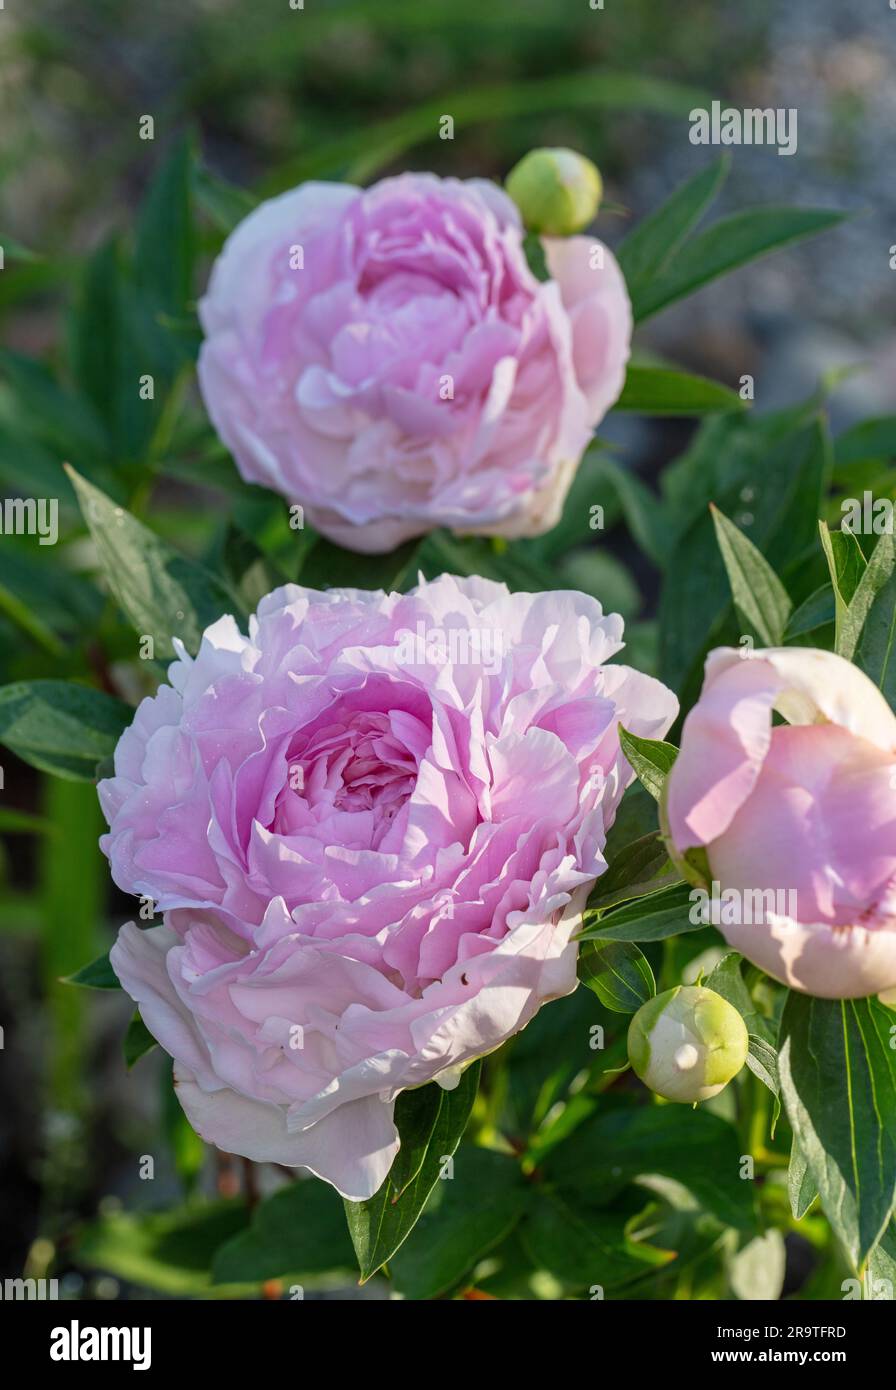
[664,647,896,999]
[627,985,749,1103]
[505,148,603,236]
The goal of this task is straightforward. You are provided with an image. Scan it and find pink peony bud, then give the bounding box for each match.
[664,647,896,999]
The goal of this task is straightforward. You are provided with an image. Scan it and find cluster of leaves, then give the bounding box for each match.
[2,118,895,1299]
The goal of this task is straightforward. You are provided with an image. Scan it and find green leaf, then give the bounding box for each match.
[212,1178,357,1285]
[66,465,245,659]
[135,135,196,320]
[605,462,671,568]
[616,156,729,296]
[784,584,835,641]
[271,71,711,189]
[818,520,867,653]
[218,524,289,612]
[711,504,793,645]
[0,680,131,781]
[834,416,896,471]
[76,1201,251,1296]
[519,1192,665,1292]
[0,349,107,460]
[63,950,120,990]
[588,832,680,912]
[853,536,896,702]
[579,882,701,944]
[659,413,830,701]
[389,1148,529,1300]
[299,535,421,593]
[193,162,258,235]
[778,993,896,1268]
[704,952,776,1040]
[546,1104,755,1231]
[343,1062,481,1282]
[788,1140,817,1220]
[615,365,746,416]
[123,1011,157,1069]
[578,938,655,1013]
[618,727,678,801]
[868,1220,896,1294]
[633,207,848,322]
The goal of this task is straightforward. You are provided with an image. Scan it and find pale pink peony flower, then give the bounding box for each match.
[665,647,896,999]
[100,575,675,1197]
[197,173,631,553]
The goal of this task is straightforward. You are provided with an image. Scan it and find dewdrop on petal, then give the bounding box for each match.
[505,148,602,236]
[627,985,749,1103]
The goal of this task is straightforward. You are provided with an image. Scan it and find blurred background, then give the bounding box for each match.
[0,0,893,1297]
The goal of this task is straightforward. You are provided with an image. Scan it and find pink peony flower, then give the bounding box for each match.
[100,575,675,1197]
[665,646,896,999]
[197,173,631,553]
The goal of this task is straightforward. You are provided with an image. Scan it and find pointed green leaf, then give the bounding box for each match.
[578,938,655,1013]
[0,679,131,781]
[64,950,120,990]
[588,832,680,912]
[618,727,678,801]
[124,1011,157,1068]
[615,365,746,415]
[578,882,700,944]
[343,1062,481,1282]
[788,1140,817,1220]
[778,993,896,1268]
[633,206,848,322]
[711,504,792,645]
[616,156,729,295]
[66,466,245,658]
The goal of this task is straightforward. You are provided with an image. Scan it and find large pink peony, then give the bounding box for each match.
[100,575,675,1198]
[197,173,631,552]
[665,646,896,999]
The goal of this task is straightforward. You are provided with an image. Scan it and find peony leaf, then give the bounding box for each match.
[343,1061,481,1282]
[389,1148,529,1300]
[632,206,848,322]
[66,465,246,659]
[0,679,131,782]
[212,1179,356,1286]
[63,950,121,990]
[616,364,746,416]
[618,726,678,801]
[616,155,729,297]
[588,831,680,912]
[778,993,896,1269]
[545,1105,756,1232]
[788,1139,817,1221]
[123,1011,157,1069]
[711,504,793,646]
[578,882,700,944]
[578,938,655,1013]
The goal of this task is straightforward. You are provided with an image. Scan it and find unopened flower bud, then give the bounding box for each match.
[627,985,749,1103]
[505,148,602,236]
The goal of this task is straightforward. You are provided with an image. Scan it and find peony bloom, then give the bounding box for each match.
[100,575,675,1198]
[627,985,749,1103]
[197,172,631,553]
[665,647,896,999]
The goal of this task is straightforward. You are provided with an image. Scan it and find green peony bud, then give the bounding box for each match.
[627,985,749,1103]
[505,148,602,236]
